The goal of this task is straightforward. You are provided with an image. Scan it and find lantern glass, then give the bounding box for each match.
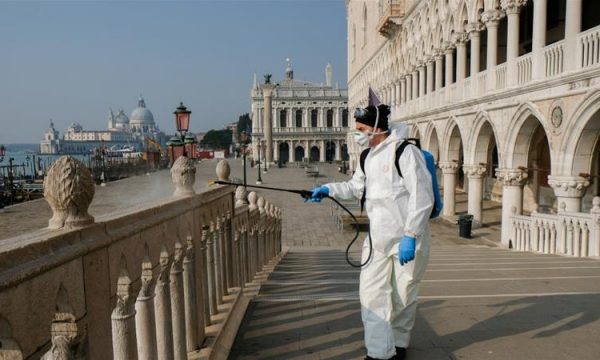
[174,102,191,133]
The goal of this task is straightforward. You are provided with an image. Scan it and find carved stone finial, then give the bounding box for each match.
[171,156,196,196]
[248,192,258,210]
[235,186,248,207]
[257,196,266,214]
[216,160,231,181]
[44,156,95,229]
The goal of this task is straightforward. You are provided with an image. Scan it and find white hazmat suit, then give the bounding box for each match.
[325,123,434,359]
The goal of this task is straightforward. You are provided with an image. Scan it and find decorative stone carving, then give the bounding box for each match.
[248,191,258,211]
[235,186,248,207]
[439,162,460,174]
[496,168,529,186]
[481,9,504,25]
[41,284,82,360]
[216,159,231,181]
[139,247,154,300]
[44,156,95,230]
[453,32,469,44]
[591,197,600,214]
[547,176,590,198]
[466,22,485,34]
[550,106,563,128]
[501,0,527,14]
[113,256,135,318]
[464,164,487,179]
[257,196,266,214]
[171,156,196,197]
[443,41,455,53]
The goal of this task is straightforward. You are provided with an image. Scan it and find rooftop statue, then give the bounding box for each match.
[264,73,272,84]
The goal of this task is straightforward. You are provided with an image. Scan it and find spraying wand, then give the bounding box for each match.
[209,180,372,268]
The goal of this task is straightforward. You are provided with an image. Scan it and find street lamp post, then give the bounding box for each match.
[174,102,192,157]
[0,144,5,163]
[257,143,263,184]
[240,131,250,188]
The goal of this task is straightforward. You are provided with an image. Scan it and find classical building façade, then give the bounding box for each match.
[250,61,350,164]
[347,0,600,256]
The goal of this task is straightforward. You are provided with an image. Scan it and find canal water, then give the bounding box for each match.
[0,151,90,178]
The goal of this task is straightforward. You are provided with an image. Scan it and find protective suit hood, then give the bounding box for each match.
[388,122,410,141]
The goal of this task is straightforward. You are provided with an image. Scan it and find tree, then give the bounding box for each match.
[237,113,252,141]
[200,129,233,150]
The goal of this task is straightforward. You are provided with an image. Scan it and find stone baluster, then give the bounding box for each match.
[214,219,225,305]
[582,222,590,257]
[543,222,550,254]
[235,186,248,207]
[559,219,567,254]
[257,226,265,274]
[224,212,233,292]
[206,222,217,316]
[199,226,211,326]
[574,221,582,257]
[550,222,557,254]
[248,192,258,211]
[136,248,157,360]
[112,256,138,360]
[566,220,574,256]
[525,223,531,251]
[591,197,600,256]
[41,284,81,360]
[183,234,200,352]
[170,242,187,360]
[171,156,196,197]
[44,156,95,229]
[232,231,241,288]
[532,220,539,252]
[240,226,248,287]
[154,247,174,360]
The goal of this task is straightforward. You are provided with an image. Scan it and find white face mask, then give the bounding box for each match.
[353,130,371,146]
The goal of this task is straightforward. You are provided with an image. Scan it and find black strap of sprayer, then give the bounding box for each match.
[210,180,372,268]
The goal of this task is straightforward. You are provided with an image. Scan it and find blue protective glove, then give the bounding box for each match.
[398,235,416,266]
[306,185,329,203]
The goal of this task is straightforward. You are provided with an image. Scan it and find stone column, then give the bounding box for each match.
[496,168,529,247]
[400,76,407,104]
[565,0,583,70]
[406,74,412,102]
[418,64,426,97]
[170,243,187,360]
[335,141,342,161]
[154,248,174,360]
[290,141,296,162]
[502,0,525,86]
[435,51,444,90]
[482,10,503,89]
[112,257,138,360]
[444,43,455,86]
[136,255,157,360]
[426,60,434,94]
[467,23,483,76]
[532,0,548,79]
[464,165,488,227]
[320,140,326,162]
[274,141,279,163]
[183,235,200,352]
[548,176,590,213]
[455,33,469,82]
[391,83,397,105]
[412,69,419,99]
[440,162,460,217]
[262,84,276,164]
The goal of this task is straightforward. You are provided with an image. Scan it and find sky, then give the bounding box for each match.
[0,0,348,144]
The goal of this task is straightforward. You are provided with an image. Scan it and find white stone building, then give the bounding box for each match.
[250,61,350,164]
[347,0,600,255]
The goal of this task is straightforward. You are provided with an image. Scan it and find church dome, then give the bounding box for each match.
[115,109,129,124]
[130,96,155,125]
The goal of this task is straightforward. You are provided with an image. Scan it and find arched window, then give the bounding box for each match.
[342,109,349,127]
[295,110,302,127]
[326,109,334,127]
[279,109,287,128]
[311,109,318,127]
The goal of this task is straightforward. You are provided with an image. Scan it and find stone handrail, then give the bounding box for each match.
[578,26,600,69]
[510,197,600,257]
[543,40,565,77]
[0,156,282,359]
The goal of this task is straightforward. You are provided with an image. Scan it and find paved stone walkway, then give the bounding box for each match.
[228,162,600,360]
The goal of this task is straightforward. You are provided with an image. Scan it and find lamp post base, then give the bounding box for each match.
[256,180,262,185]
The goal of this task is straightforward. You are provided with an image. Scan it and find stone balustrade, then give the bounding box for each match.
[510,197,600,257]
[0,156,282,359]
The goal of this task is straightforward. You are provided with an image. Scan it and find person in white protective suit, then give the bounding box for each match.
[309,104,434,360]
